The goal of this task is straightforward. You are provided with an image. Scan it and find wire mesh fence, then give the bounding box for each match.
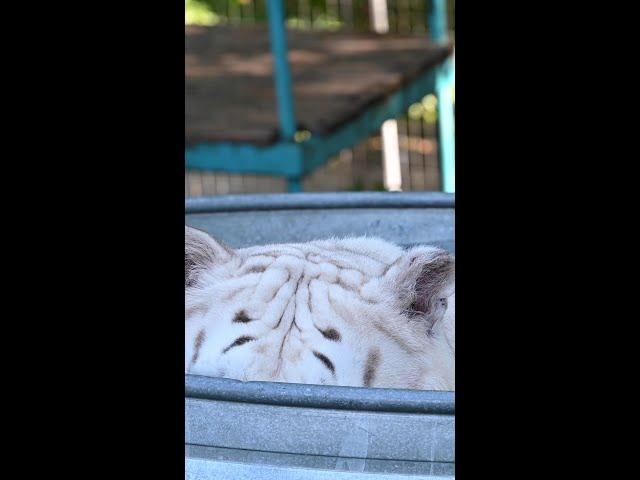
[185,0,454,196]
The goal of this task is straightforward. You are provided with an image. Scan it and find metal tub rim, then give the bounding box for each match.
[185,374,454,415]
[185,192,456,474]
[185,191,455,214]
[185,192,455,415]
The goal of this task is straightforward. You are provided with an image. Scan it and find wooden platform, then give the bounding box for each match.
[186,25,452,146]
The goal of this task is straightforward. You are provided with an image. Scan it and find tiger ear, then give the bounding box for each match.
[185,226,233,288]
[391,246,454,333]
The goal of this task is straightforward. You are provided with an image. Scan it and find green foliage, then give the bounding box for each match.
[185,1,456,34]
[185,0,220,25]
[408,94,438,124]
[287,14,342,31]
[294,130,312,142]
[407,89,455,125]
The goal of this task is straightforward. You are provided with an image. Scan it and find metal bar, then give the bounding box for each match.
[436,58,455,193]
[427,0,447,42]
[185,191,455,213]
[267,0,298,140]
[300,67,441,175]
[185,141,303,177]
[185,374,454,414]
[428,0,455,193]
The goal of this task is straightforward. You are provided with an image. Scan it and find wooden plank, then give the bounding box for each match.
[185,25,452,145]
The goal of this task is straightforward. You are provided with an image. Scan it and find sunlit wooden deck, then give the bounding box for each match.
[185,25,453,146]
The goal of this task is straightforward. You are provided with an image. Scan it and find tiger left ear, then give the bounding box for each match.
[390,246,455,331]
[185,226,233,288]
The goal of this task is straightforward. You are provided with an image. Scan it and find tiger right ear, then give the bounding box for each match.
[390,246,455,333]
[185,226,233,287]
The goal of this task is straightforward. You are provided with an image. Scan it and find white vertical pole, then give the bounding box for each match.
[381,118,402,191]
[369,0,389,33]
[368,0,402,191]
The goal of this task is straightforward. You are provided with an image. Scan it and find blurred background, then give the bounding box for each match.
[185,0,455,196]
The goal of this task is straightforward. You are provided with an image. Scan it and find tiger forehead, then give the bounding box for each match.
[237,241,402,279]
[238,254,378,283]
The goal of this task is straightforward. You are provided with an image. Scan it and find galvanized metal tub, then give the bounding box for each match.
[185,192,455,479]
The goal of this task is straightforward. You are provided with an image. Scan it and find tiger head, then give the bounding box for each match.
[185,226,455,390]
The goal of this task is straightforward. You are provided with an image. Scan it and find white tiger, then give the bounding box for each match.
[185,226,455,390]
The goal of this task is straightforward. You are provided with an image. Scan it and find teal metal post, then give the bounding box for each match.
[266,0,301,191]
[428,0,455,193]
[435,57,455,193]
[267,0,297,140]
[286,178,302,192]
[428,0,448,41]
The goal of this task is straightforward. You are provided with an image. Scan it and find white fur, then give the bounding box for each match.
[185,233,454,390]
